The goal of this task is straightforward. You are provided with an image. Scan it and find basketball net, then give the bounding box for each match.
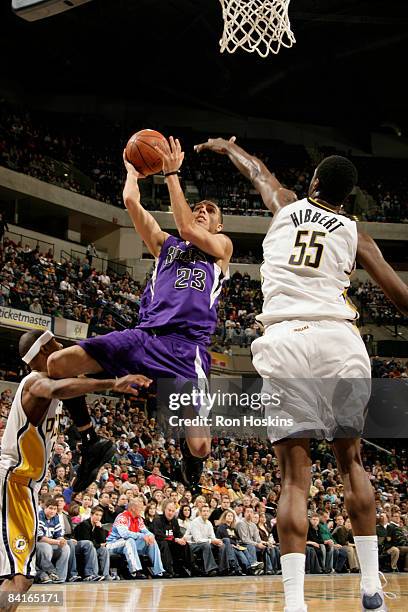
[219,0,296,58]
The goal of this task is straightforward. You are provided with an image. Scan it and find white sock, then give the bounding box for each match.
[354,535,381,595]
[281,552,306,611]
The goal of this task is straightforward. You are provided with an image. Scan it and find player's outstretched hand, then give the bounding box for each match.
[194,136,236,154]
[113,374,152,396]
[155,136,184,173]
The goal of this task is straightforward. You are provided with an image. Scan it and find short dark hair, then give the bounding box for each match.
[91,506,104,515]
[44,496,58,509]
[315,155,358,204]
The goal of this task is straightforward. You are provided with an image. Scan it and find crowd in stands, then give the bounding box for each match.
[0,388,407,582]
[0,235,144,335]
[1,234,407,356]
[1,101,408,222]
[350,281,408,328]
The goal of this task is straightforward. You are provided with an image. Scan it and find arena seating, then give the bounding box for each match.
[1,101,408,222]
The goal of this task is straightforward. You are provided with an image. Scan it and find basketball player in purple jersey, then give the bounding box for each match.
[196,136,408,612]
[48,136,232,489]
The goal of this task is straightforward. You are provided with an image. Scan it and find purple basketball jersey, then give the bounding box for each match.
[138,235,227,345]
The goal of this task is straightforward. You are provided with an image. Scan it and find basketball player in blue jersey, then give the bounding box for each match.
[0,329,150,610]
[47,137,233,490]
[196,137,408,612]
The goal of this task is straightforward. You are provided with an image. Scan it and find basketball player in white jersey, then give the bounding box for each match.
[195,137,408,612]
[0,329,150,610]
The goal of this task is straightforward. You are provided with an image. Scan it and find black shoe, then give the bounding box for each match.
[180,439,205,490]
[206,569,218,577]
[73,437,115,492]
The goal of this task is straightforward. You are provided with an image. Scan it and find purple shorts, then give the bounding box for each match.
[79,328,210,386]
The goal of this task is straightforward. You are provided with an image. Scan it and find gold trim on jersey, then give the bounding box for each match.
[13,424,46,481]
[308,196,339,214]
[6,479,36,576]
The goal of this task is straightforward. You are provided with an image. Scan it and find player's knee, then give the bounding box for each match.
[188,440,210,458]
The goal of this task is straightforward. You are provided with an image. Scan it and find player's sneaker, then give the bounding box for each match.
[361,573,396,611]
[283,608,307,612]
[72,437,115,492]
[180,439,205,492]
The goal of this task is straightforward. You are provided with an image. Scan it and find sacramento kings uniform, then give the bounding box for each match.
[79,235,227,391]
[0,372,62,579]
[251,197,371,442]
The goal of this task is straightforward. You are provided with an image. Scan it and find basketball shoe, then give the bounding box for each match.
[73,437,115,492]
[180,439,206,493]
[360,573,396,611]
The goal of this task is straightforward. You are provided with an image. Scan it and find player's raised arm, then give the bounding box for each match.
[122,151,169,257]
[195,137,297,215]
[357,231,408,315]
[155,137,232,265]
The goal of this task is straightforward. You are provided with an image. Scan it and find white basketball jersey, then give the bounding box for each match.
[0,372,62,486]
[257,197,358,326]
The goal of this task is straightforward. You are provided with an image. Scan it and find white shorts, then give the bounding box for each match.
[0,471,38,580]
[251,319,372,443]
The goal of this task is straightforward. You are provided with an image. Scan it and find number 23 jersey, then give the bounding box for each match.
[257,197,358,326]
[138,235,228,345]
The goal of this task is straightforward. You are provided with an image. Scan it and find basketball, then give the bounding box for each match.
[125,129,167,176]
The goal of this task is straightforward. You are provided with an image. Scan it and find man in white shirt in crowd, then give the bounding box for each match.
[185,504,224,576]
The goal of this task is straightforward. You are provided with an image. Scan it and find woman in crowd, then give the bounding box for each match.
[256,512,281,574]
[177,504,192,536]
[144,501,158,531]
[216,510,252,575]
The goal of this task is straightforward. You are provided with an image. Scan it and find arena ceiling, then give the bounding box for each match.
[1,0,408,135]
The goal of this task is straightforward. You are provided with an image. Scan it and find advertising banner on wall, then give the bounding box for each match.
[0,306,52,331]
[53,317,88,340]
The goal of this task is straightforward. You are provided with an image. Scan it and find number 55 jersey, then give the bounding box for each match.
[257,197,358,326]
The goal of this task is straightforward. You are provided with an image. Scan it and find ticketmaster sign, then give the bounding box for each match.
[0,306,52,331]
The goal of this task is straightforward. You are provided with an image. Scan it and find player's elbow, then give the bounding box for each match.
[47,352,64,379]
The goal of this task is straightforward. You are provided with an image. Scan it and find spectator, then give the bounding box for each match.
[74,506,110,580]
[36,497,70,583]
[385,512,408,572]
[215,510,251,574]
[86,243,98,266]
[235,506,265,574]
[106,498,164,577]
[146,465,166,490]
[185,504,229,576]
[152,499,193,577]
[319,511,348,573]
[177,504,192,536]
[0,212,9,244]
[332,514,359,572]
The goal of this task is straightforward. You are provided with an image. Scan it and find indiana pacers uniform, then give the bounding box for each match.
[251,197,371,442]
[0,372,62,579]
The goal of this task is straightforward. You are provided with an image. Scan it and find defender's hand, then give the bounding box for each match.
[194,136,236,154]
[113,374,152,396]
